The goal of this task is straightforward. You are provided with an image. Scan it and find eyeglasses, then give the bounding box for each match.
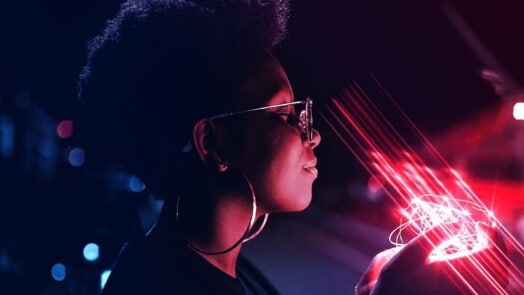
[209,98,314,142]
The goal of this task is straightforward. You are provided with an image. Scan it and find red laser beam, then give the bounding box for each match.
[321,78,524,294]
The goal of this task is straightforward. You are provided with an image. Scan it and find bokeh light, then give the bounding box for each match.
[128,175,146,193]
[51,263,66,282]
[57,120,74,139]
[68,147,85,167]
[513,102,524,120]
[0,115,15,158]
[83,243,99,262]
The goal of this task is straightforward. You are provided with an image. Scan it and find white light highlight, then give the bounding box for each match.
[514,102,524,120]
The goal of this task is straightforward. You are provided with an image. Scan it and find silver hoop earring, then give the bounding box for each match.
[242,171,269,243]
[175,168,269,255]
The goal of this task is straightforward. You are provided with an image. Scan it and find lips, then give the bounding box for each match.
[304,166,318,175]
[303,159,318,176]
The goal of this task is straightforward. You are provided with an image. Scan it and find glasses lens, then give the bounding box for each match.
[297,99,313,142]
[305,99,313,141]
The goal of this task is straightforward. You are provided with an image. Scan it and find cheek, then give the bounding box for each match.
[253,132,312,212]
[266,158,312,212]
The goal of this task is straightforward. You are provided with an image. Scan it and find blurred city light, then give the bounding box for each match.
[0,115,15,158]
[20,103,59,176]
[82,243,99,262]
[57,120,74,139]
[38,138,55,159]
[514,102,524,120]
[51,263,66,282]
[68,147,85,167]
[105,168,149,194]
[128,175,146,193]
[100,269,111,290]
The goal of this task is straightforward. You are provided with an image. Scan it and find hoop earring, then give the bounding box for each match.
[176,168,269,255]
[218,160,229,173]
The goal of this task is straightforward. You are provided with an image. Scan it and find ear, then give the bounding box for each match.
[192,118,226,170]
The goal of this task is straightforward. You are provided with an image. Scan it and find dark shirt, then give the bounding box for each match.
[101,207,279,295]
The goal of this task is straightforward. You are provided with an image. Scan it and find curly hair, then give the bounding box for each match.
[76,0,290,198]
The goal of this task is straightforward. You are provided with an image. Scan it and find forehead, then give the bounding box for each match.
[234,55,293,110]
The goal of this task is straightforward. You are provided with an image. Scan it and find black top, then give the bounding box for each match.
[101,206,279,295]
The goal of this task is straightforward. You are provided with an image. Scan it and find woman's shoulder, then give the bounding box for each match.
[100,217,248,295]
[99,235,173,294]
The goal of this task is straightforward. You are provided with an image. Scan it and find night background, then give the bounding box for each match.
[1,1,524,294]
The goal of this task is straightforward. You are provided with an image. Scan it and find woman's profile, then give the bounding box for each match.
[76,0,508,294]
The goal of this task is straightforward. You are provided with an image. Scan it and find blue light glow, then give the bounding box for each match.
[128,175,146,193]
[38,138,55,159]
[100,269,111,289]
[83,243,99,262]
[0,115,15,158]
[51,263,66,281]
[68,147,85,167]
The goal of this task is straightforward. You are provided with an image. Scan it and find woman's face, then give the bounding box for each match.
[225,55,321,214]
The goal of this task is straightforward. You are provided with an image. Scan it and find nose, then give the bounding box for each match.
[306,128,321,149]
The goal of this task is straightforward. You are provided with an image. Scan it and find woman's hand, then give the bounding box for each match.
[355,223,509,295]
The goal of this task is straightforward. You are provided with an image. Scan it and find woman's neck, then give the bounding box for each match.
[176,193,257,278]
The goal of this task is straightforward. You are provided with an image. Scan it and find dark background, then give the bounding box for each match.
[1,1,524,294]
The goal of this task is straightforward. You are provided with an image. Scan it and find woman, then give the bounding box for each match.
[77,1,319,293]
[77,0,507,294]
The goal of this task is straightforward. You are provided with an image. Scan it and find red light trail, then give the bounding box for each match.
[321,76,524,294]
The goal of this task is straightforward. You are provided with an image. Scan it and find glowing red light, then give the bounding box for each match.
[323,83,517,293]
[513,102,524,120]
[429,222,490,262]
[57,120,74,139]
[390,194,491,262]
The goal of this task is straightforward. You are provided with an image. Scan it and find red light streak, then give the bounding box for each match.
[321,77,524,294]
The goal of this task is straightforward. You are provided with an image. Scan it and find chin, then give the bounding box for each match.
[288,193,312,212]
[263,187,313,213]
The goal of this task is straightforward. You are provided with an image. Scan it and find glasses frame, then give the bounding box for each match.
[209,98,313,142]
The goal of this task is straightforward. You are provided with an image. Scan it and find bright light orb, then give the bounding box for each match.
[513,102,524,120]
[83,243,99,262]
